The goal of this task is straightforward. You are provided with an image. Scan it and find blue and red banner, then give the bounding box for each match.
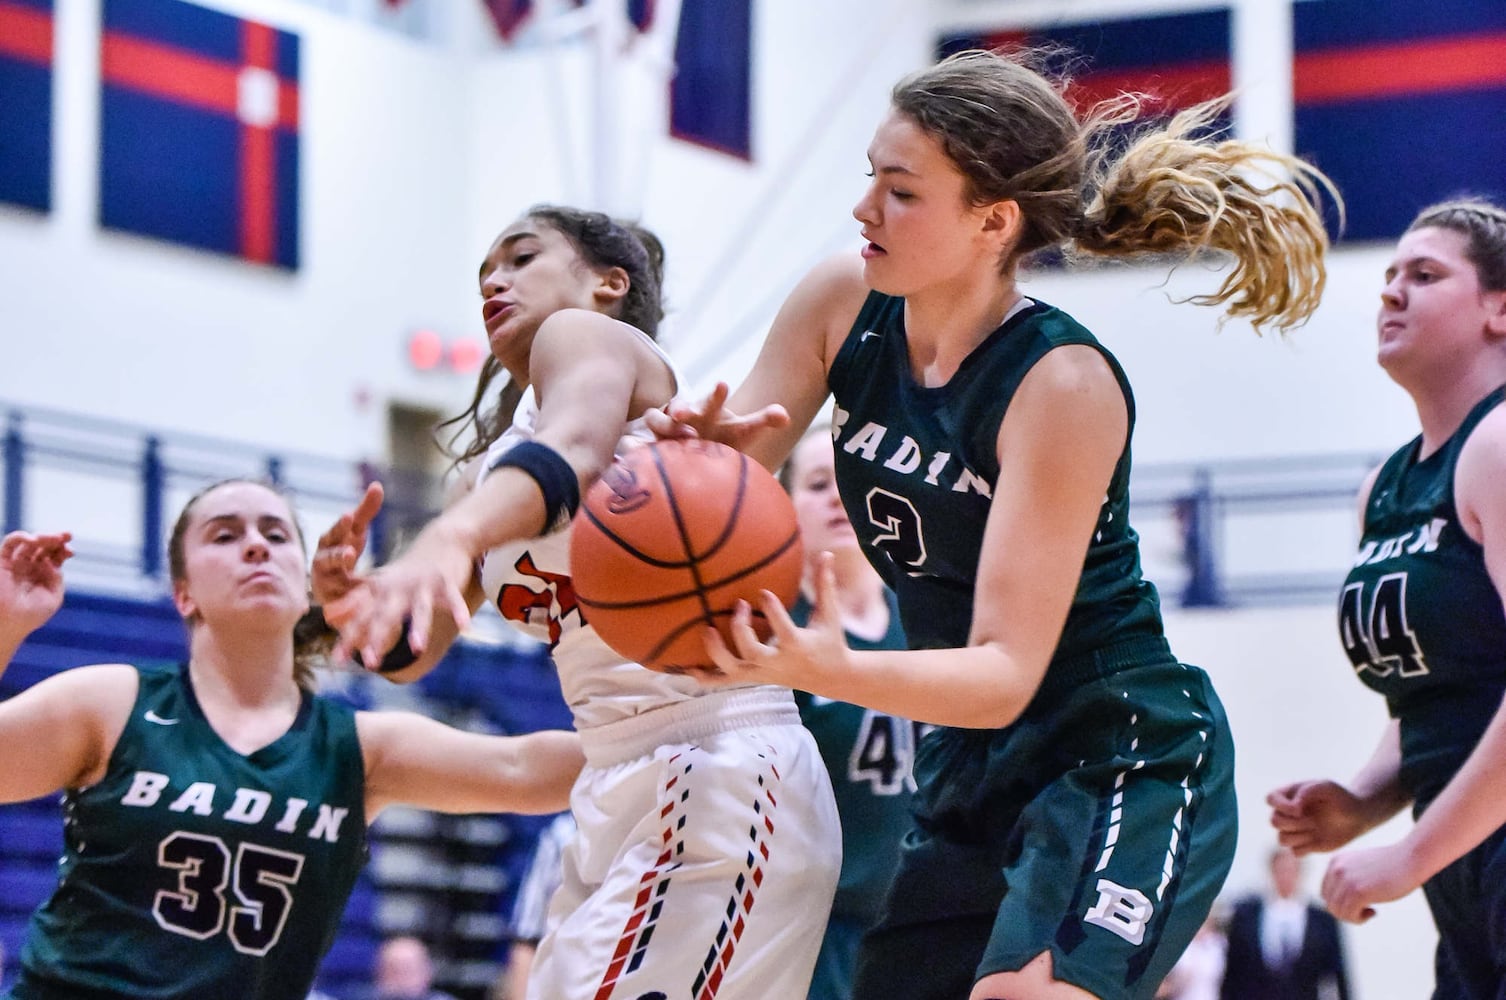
[938,9,1232,120]
[626,0,653,33]
[0,0,54,212]
[670,0,750,160]
[1294,0,1506,242]
[482,0,532,41]
[99,0,300,269]
[483,1,651,44]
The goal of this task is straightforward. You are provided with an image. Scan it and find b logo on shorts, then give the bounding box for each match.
[1083,878,1154,945]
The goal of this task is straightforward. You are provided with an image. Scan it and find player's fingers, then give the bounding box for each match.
[703,624,742,671]
[810,552,841,625]
[740,403,790,432]
[1265,784,1299,808]
[1276,830,1315,855]
[406,585,435,656]
[359,586,407,669]
[727,599,773,659]
[316,512,353,550]
[703,382,730,418]
[350,481,385,534]
[16,537,55,569]
[1321,869,1357,923]
[647,404,700,440]
[40,541,74,567]
[758,590,798,643]
[323,595,354,631]
[440,580,472,636]
[311,542,344,571]
[0,532,37,562]
[1268,809,1313,834]
[46,532,75,562]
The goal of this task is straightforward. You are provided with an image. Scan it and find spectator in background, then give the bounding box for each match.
[780,428,914,1000]
[1156,911,1226,1000]
[1220,848,1348,1000]
[373,936,456,1000]
[503,812,576,1000]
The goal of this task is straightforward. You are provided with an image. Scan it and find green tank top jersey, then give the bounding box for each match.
[791,589,914,923]
[827,293,1167,683]
[1341,386,1506,808]
[12,664,368,1000]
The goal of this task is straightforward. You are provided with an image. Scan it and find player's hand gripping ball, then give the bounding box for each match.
[569,439,803,673]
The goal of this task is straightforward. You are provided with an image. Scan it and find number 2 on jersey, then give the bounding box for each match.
[865,488,927,568]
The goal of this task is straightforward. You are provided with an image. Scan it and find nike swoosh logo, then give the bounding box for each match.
[144,710,179,726]
[860,330,879,342]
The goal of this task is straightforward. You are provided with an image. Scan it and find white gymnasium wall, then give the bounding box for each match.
[1166,604,1436,1000]
[1,0,1418,465]
[464,0,934,377]
[2,0,488,458]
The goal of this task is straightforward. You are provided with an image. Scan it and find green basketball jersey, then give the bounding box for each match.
[791,589,914,923]
[827,293,1166,677]
[11,664,368,1000]
[1340,386,1506,808]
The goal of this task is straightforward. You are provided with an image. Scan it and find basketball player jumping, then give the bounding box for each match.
[316,206,840,1000]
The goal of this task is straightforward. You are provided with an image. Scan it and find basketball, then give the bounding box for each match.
[569,438,804,673]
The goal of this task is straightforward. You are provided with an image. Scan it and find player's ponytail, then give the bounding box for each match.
[892,47,1339,335]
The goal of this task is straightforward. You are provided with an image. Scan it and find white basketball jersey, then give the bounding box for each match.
[476,336,752,731]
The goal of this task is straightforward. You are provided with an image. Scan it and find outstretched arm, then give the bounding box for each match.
[0,531,137,803]
[327,310,664,669]
[318,471,486,683]
[358,712,583,819]
[0,531,73,670]
[706,345,1128,729]
[651,254,868,471]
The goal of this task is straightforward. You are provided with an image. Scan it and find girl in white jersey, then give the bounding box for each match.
[317,205,841,1000]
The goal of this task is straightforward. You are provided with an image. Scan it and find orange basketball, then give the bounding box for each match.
[569,438,804,673]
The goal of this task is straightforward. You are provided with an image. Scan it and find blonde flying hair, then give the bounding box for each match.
[892,48,1340,335]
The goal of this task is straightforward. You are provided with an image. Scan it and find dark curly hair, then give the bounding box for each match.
[439,205,668,469]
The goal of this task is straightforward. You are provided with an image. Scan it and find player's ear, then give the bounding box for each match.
[980,198,1023,252]
[172,577,198,623]
[1485,287,1506,341]
[594,266,630,308]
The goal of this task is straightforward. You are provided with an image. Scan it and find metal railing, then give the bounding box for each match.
[1,402,434,597]
[0,400,1383,608]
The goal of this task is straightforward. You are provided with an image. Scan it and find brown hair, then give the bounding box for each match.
[778,426,831,493]
[1406,198,1506,292]
[439,205,669,469]
[168,479,331,692]
[890,48,1339,334]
